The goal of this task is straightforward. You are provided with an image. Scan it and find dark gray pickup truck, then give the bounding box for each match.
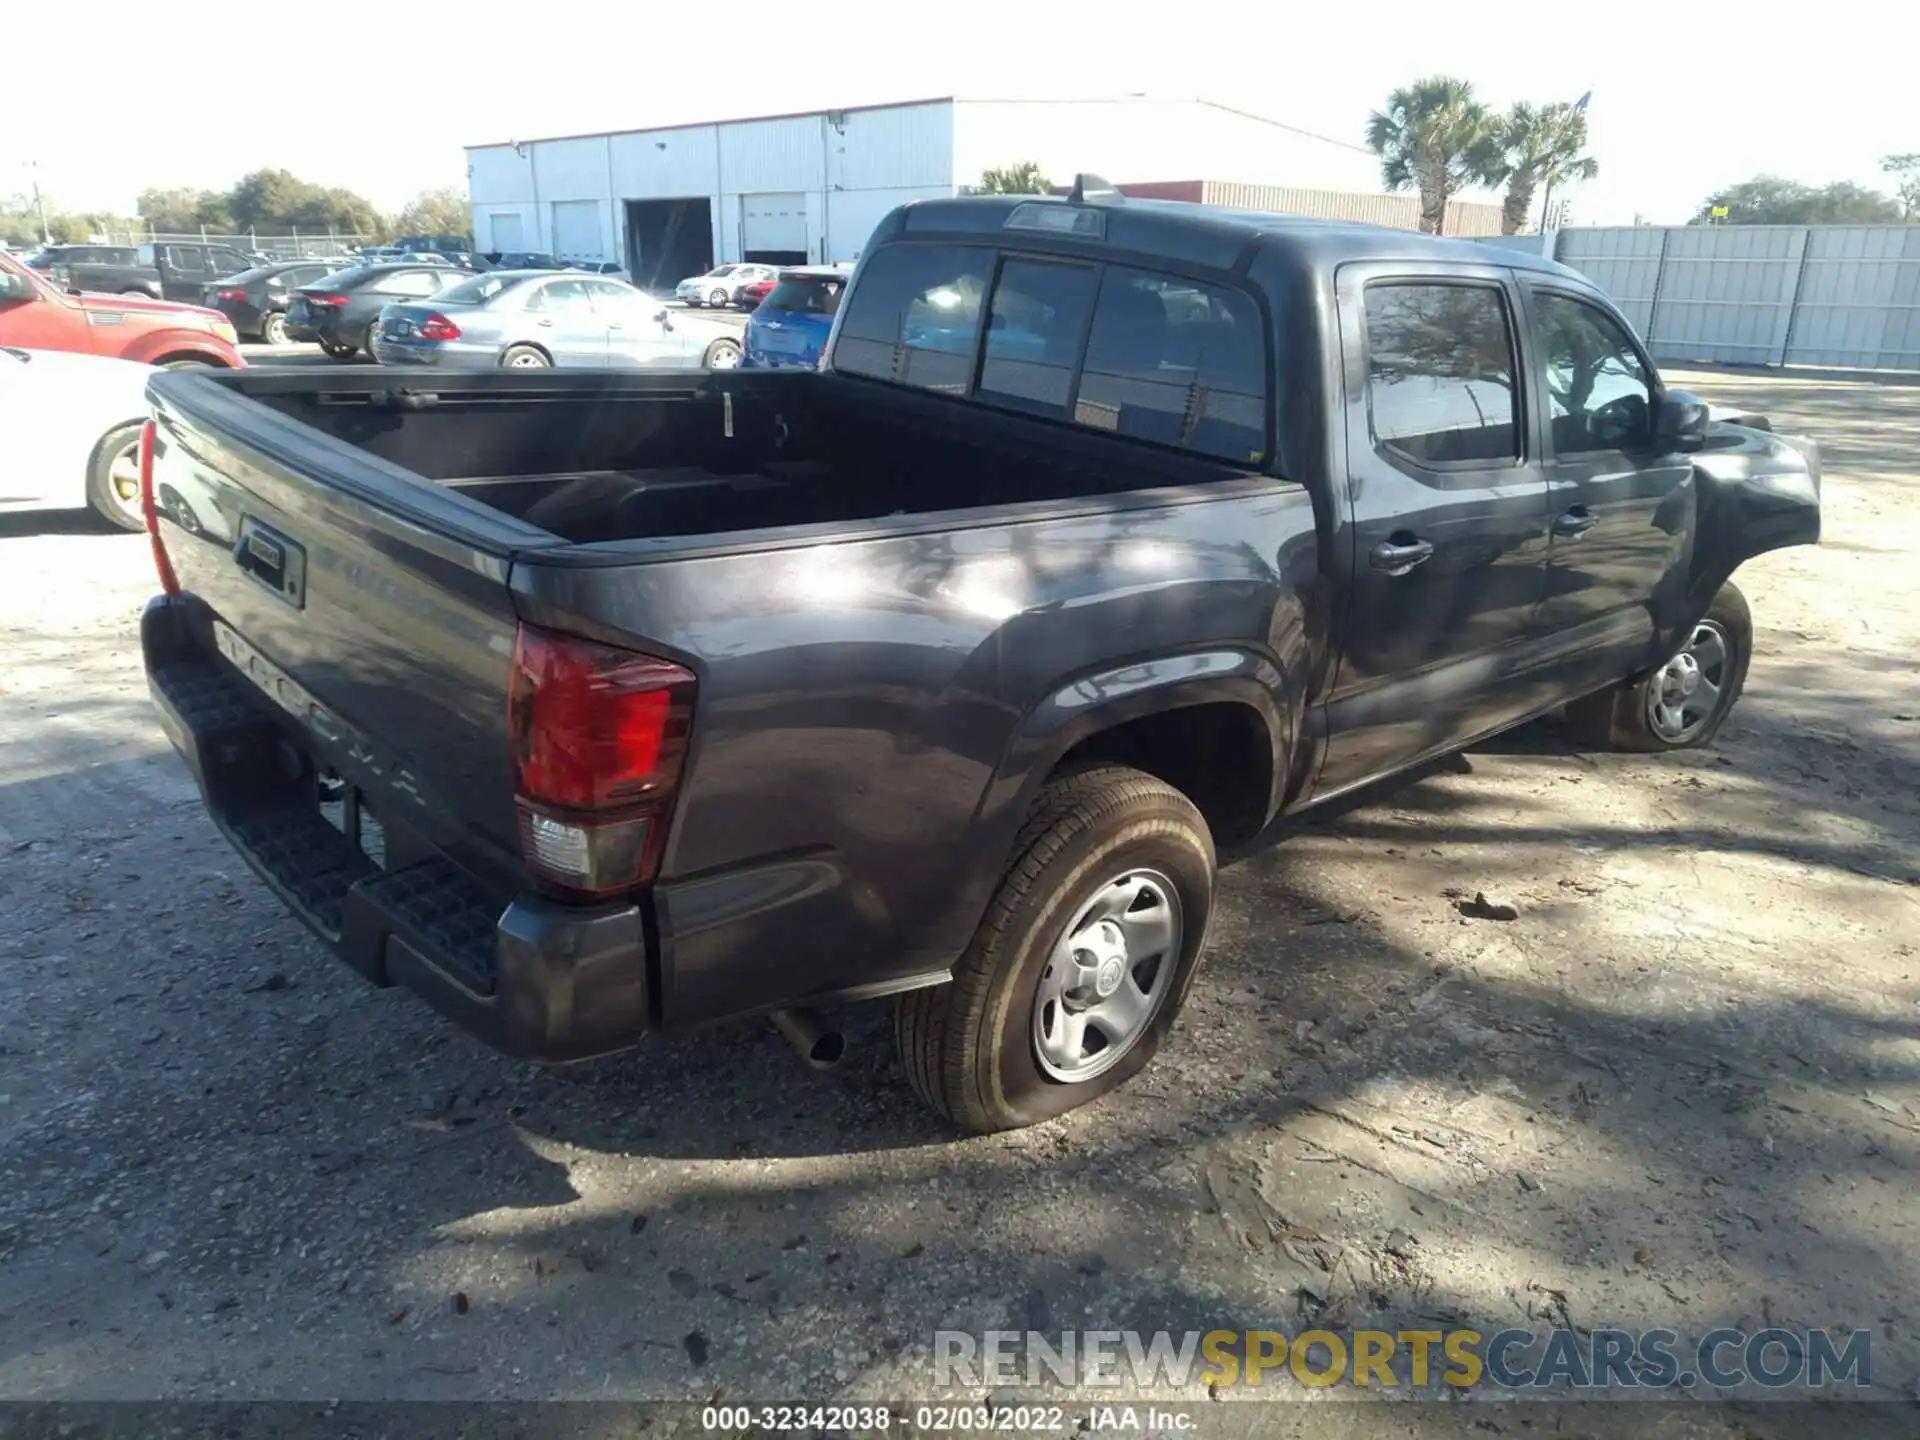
[137,183,1821,1132]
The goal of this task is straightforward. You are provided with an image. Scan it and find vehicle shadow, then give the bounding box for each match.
[0,508,121,538]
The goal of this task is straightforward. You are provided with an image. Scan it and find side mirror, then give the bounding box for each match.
[1655,389,1709,453]
[655,309,672,330]
[0,272,36,302]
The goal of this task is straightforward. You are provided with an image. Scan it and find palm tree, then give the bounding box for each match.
[976,162,1054,196]
[1484,102,1599,234]
[1366,77,1496,235]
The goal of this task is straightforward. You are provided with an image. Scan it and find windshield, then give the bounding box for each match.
[762,276,846,317]
[705,265,739,278]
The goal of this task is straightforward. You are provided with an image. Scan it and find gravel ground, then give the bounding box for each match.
[0,369,1915,1430]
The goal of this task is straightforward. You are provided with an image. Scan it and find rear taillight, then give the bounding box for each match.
[417,313,462,341]
[507,623,696,898]
[138,419,179,597]
[214,287,247,302]
[307,292,347,307]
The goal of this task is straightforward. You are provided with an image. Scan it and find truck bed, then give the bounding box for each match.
[223,368,1247,547]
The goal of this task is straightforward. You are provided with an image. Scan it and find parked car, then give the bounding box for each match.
[570,261,628,276]
[0,345,154,530]
[202,261,340,344]
[370,270,743,370]
[0,252,242,368]
[391,233,472,257]
[137,185,1821,1131]
[477,251,564,272]
[741,266,850,369]
[674,262,772,307]
[734,276,776,310]
[284,263,459,359]
[29,241,256,303]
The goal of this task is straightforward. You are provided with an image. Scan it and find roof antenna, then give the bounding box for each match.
[1068,173,1122,206]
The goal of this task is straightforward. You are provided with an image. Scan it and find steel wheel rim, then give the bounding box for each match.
[508,351,547,368]
[709,289,727,307]
[1032,868,1183,1083]
[106,440,143,521]
[1647,620,1731,742]
[708,343,741,369]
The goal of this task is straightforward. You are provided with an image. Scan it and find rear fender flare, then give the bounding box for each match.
[933,649,1292,948]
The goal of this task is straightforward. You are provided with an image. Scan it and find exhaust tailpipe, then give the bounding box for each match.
[769,1008,845,1071]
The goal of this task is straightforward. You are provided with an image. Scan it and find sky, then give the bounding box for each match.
[4,0,1906,227]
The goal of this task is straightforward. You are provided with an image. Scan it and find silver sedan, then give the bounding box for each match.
[369,270,743,370]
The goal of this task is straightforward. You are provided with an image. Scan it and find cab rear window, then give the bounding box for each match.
[833,243,1269,464]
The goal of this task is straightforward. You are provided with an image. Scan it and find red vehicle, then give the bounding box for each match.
[0,252,243,368]
[735,276,777,309]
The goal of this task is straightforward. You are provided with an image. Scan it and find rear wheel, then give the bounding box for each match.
[703,338,742,369]
[1565,581,1752,751]
[260,311,288,346]
[895,765,1215,1133]
[501,344,551,369]
[85,422,147,533]
[359,320,381,358]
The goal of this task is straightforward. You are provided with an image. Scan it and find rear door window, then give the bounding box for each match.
[164,246,209,277]
[1363,282,1519,466]
[834,244,993,395]
[1075,268,1268,462]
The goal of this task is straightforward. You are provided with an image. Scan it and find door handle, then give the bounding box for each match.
[1553,506,1598,537]
[534,318,553,328]
[1369,535,1435,575]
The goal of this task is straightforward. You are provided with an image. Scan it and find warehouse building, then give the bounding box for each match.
[465,96,1503,290]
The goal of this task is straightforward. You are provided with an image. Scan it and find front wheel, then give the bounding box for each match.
[895,765,1215,1133]
[85,422,148,532]
[703,338,742,370]
[1566,581,1752,751]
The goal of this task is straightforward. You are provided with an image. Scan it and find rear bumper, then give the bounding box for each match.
[140,595,651,1062]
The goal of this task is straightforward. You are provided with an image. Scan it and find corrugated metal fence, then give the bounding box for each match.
[1552,224,1920,371]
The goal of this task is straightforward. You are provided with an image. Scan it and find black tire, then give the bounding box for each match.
[84,422,148,533]
[119,287,151,297]
[1565,581,1752,752]
[702,338,742,369]
[320,340,357,360]
[500,344,551,369]
[896,765,1215,1133]
[260,311,288,346]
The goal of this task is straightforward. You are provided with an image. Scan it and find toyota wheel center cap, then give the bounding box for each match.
[1094,955,1126,998]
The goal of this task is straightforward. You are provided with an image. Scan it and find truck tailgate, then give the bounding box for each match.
[143,371,564,900]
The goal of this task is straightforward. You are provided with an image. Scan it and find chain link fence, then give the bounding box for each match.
[97,229,378,260]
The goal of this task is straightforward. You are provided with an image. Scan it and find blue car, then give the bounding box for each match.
[742,265,851,369]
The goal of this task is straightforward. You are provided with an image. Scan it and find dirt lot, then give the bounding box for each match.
[0,369,1915,1428]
